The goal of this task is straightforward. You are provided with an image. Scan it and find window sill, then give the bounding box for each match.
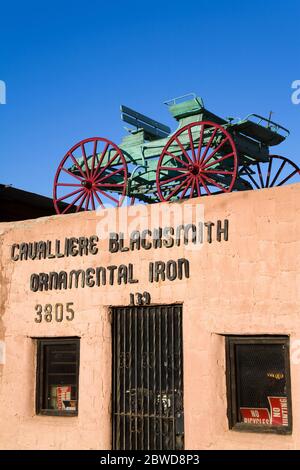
[37,410,78,417]
[230,423,292,435]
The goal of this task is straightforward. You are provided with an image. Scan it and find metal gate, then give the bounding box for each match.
[112,304,184,450]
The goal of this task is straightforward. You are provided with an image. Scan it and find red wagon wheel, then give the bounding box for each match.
[239,155,300,189]
[53,137,128,214]
[156,121,238,202]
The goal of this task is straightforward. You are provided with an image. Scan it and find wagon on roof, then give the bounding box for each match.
[53,93,300,213]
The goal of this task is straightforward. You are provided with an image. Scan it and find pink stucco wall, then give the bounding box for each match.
[0,183,300,449]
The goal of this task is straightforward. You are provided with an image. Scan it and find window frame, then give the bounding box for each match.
[225,335,292,435]
[36,337,80,417]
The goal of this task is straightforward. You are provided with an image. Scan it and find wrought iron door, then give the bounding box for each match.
[112,304,184,450]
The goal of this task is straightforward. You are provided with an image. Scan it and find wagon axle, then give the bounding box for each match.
[188,163,201,175]
[81,180,93,189]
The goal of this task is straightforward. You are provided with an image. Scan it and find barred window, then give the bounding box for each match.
[36,338,80,416]
[226,336,292,433]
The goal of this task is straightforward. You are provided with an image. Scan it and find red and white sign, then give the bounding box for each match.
[56,386,71,410]
[240,407,270,425]
[240,396,288,426]
[268,396,289,426]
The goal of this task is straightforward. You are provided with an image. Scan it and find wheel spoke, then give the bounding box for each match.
[241,166,260,189]
[189,178,196,198]
[76,192,88,212]
[165,176,191,201]
[179,176,193,200]
[201,173,227,192]
[204,169,234,175]
[159,166,188,173]
[266,157,273,187]
[199,127,218,165]
[198,174,211,195]
[174,137,194,165]
[188,127,196,162]
[160,172,189,185]
[56,188,83,203]
[202,136,229,167]
[196,124,205,162]
[61,167,84,182]
[81,143,90,178]
[256,162,265,188]
[85,192,90,210]
[269,160,286,187]
[99,182,125,188]
[96,166,124,184]
[92,142,110,177]
[94,152,119,180]
[196,178,201,197]
[91,140,98,174]
[61,190,86,214]
[90,192,96,210]
[56,182,82,187]
[69,152,87,179]
[164,151,190,168]
[94,190,105,209]
[276,169,298,186]
[97,189,120,205]
[202,152,234,169]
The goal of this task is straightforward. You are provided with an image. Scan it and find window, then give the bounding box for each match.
[226,336,292,434]
[36,338,80,416]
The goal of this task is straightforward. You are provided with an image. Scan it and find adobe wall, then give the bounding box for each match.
[0,184,299,449]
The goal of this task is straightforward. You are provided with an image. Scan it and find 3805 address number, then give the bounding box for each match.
[34,303,75,323]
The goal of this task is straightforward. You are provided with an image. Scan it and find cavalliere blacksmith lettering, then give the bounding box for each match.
[11,236,99,261]
[109,220,228,252]
[11,220,229,261]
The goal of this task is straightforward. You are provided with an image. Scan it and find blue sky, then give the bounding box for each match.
[0,0,299,198]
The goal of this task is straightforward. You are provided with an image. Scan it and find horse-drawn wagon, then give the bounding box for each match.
[53,94,300,213]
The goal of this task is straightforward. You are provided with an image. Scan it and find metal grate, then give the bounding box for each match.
[36,338,80,416]
[226,336,292,432]
[236,343,287,411]
[112,305,184,450]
